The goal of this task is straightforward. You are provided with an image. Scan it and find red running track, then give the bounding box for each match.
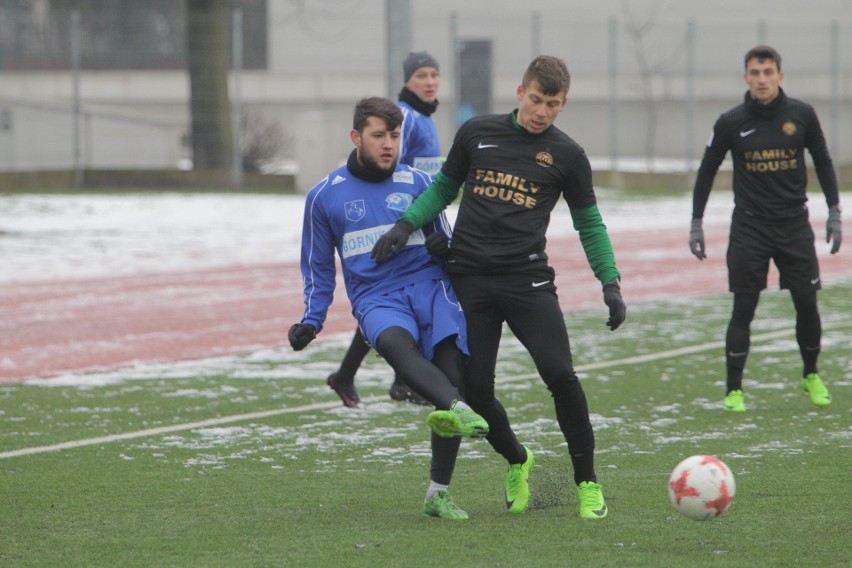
[1,224,847,382]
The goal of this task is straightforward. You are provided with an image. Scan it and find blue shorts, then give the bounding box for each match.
[357,278,468,361]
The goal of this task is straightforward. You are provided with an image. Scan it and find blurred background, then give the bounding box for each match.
[0,0,850,192]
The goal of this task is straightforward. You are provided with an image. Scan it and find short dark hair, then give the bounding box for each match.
[353,97,403,132]
[522,55,571,96]
[744,45,782,71]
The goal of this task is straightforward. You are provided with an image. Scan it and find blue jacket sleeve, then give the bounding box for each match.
[299,182,337,333]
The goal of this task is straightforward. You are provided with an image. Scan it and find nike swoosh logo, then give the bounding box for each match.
[810,277,820,285]
[477,142,498,149]
[727,351,748,357]
[583,504,608,517]
[531,281,550,287]
[739,129,756,137]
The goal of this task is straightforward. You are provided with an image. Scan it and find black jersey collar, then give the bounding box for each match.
[346,149,395,183]
[398,87,439,116]
[744,87,787,118]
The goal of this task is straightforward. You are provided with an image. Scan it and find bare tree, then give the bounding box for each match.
[186,0,233,169]
[241,107,291,172]
[621,0,687,169]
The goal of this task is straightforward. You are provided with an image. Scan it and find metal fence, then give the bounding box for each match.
[0,0,850,189]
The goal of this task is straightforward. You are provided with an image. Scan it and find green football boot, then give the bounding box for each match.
[800,373,831,406]
[577,481,608,519]
[426,401,489,438]
[505,445,534,513]
[422,491,469,520]
[723,389,746,412]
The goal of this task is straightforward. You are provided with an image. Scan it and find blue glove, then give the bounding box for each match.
[288,323,316,351]
[371,220,414,263]
[425,232,451,259]
[826,204,841,254]
[603,278,626,331]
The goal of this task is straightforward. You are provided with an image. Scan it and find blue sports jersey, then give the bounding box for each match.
[398,101,442,177]
[299,162,452,333]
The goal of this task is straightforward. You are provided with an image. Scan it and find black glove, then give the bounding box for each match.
[603,278,626,331]
[689,218,706,260]
[288,323,316,351]
[371,220,415,264]
[826,204,842,254]
[425,232,451,259]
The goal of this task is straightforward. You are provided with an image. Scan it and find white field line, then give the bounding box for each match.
[2,320,849,460]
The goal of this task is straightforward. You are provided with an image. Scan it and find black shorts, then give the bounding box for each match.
[726,209,820,293]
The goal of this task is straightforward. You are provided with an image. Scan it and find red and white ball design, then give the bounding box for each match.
[668,455,736,521]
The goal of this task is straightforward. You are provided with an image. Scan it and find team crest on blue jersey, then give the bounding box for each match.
[385,192,413,212]
[345,200,366,222]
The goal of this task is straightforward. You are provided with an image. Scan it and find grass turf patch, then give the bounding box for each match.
[1,283,850,567]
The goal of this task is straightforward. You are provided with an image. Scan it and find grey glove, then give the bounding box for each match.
[689,218,706,260]
[826,204,842,254]
[371,220,414,263]
[603,278,626,331]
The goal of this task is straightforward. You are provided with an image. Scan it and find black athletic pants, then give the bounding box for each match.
[450,266,598,485]
[374,328,464,485]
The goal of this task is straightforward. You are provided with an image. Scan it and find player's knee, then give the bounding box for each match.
[543,368,581,399]
[465,381,496,410]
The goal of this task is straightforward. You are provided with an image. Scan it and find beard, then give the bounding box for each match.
[360,152,397,176]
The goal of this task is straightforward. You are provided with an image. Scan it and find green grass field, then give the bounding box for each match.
[1,283,850,567]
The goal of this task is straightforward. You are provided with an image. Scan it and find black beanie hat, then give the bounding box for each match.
[403,50,439,82]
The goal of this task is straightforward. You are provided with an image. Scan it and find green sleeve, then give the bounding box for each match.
[569,204,621,286]
[401,172,463,229]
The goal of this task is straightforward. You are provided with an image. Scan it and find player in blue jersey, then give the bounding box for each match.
[398,50,443,176]
[327,51,444,407]
[289,97,489,520]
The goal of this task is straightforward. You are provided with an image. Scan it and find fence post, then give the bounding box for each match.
[685,18,695,187]
[531,11,540,58]
[608,15,620,188]
[386,0,411,100]
[231,7,243,188]
[829,20,839,184]
[71,9,82,188]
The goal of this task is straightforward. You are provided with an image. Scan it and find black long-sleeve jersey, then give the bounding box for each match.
[438,111,610,275]
[692,88,839,220]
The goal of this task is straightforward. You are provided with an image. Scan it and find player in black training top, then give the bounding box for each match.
[372,55,626,520]
[689,45,842,412]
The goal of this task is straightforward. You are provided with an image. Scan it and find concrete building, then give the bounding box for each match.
[0,0,850,190]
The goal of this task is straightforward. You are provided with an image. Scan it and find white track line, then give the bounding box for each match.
[2,320,849,460]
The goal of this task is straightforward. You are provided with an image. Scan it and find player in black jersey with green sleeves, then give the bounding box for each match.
[689,46,842,412]
[372,55,626,519]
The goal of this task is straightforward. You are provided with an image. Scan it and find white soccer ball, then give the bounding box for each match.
[668,455,736,521]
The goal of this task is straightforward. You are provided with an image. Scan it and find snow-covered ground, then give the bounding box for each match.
[0,189,842,285]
